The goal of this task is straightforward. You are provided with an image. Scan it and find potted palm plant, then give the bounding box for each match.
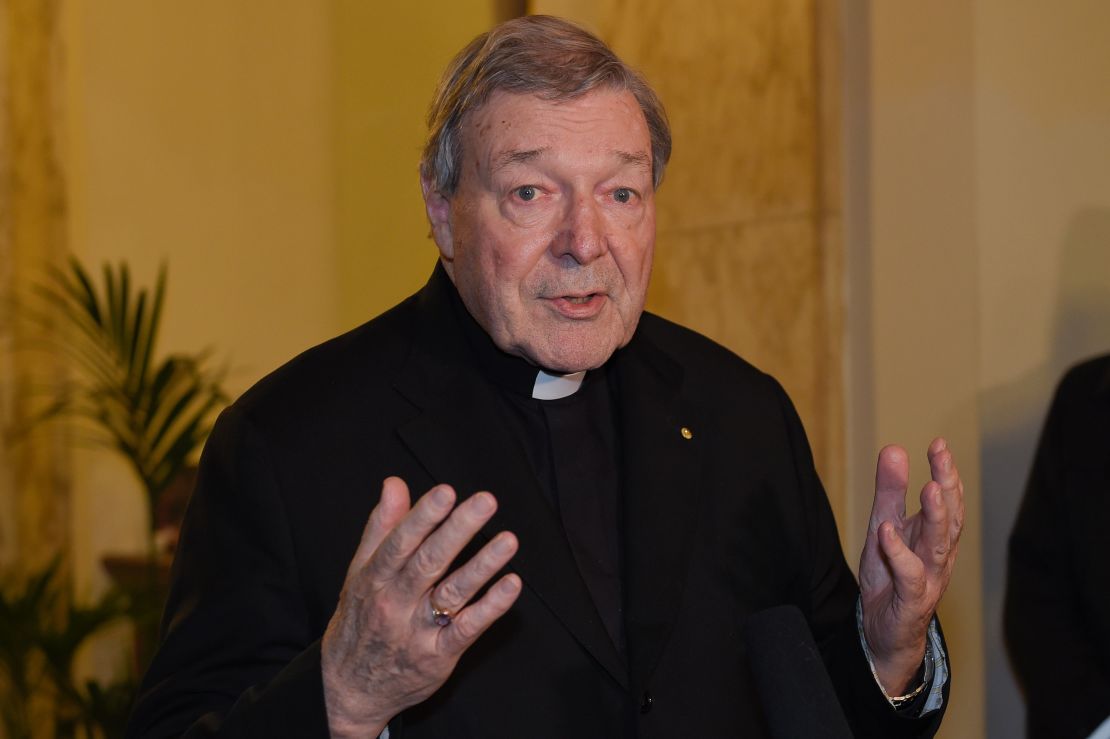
[16,256,228,672]
[2,256,228,735]
[24,257,228,557]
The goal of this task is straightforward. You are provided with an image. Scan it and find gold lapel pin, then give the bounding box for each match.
[680,426,693,440]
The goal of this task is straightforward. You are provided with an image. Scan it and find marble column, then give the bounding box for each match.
[0,0,71,574]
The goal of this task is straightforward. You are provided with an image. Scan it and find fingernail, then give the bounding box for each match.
[432,486,453,507]
[493,533,514,555]
[499,576,520,594]
[472,493,495,514]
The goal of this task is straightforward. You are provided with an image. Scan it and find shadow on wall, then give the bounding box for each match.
[980,207,1110,739]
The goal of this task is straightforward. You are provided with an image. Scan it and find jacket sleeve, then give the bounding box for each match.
[772,379,949,738]
[1004,364,1110,739]
[126,405,332,738]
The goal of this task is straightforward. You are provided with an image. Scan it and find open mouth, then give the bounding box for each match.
[549,292,606,318]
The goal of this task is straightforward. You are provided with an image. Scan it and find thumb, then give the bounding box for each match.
[878,521,927,604]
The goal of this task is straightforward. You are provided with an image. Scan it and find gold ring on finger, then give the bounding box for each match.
[431,602,454,628]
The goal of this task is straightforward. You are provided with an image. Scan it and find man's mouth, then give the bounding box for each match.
[547,292,607,318]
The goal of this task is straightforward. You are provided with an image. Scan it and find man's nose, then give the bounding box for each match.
[554,195,607,264]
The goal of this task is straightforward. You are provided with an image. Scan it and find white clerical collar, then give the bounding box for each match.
[531,369,586,400]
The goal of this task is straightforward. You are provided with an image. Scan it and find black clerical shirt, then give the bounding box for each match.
[448,282,627,655]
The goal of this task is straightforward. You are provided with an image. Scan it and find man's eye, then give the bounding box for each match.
[613,188,633,203]
[516,186,537,202]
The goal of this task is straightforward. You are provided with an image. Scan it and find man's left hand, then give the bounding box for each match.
[858,437,964,695]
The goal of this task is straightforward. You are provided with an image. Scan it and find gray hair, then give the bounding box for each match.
[420,15,671,195]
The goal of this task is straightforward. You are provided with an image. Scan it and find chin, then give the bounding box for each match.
[504,317,638,373]
[527,342,619,374]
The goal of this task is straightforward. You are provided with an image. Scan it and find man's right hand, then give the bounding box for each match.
[321,476,521,738]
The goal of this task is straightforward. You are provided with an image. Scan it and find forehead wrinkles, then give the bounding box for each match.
[463,91,651,180]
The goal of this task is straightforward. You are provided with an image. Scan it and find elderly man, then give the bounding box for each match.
[128,15,963,739]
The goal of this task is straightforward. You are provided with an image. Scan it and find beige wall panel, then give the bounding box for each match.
[859,2,984,736]
[975,2,1110,736]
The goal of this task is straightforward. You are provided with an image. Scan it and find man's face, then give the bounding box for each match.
[423,88,656,373]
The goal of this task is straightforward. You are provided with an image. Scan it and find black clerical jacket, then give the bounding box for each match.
[127,266,948,738]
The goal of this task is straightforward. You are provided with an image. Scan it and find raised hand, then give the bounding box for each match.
[858,438,964,694]
[321,477,521,737]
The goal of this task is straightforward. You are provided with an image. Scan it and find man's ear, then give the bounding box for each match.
[421,175,454,261]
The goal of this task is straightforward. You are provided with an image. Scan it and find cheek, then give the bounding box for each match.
[495,234,552,286]
[618,231,655,286]
[640,240,655,281]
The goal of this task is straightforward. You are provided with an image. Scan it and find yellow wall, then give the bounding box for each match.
[332,1,504,331]
[65,1,338,400]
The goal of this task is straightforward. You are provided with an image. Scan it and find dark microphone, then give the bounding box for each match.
[744,605,854,739]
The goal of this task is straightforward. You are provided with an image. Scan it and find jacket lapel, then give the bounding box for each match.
[614,329,706,692]
[391,272,629,690]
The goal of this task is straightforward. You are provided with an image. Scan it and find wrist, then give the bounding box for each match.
[872,643,927,695]
[884,637,934,712]
[322,656,390,738]
[323,684,389,739]
[855,598,933,702]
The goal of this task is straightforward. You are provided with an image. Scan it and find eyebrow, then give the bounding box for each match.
[491,148,547,174]
[490,147,652,175]
[615,149,651,172]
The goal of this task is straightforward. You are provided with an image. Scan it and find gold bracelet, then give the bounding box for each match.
[887,639,932,710]
[888,678,928,709]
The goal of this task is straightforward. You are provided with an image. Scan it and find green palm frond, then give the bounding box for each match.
[16,257,228,531]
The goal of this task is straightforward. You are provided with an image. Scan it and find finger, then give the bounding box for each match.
[430,531,519,615]
[927,437,965,543]
[365,484,458,584]
[397,492,500,594]
[878,521,927,606]
[868,445,909,535]
[915,480,953,576]
[438,574,523,656]
[348,476,412,574]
